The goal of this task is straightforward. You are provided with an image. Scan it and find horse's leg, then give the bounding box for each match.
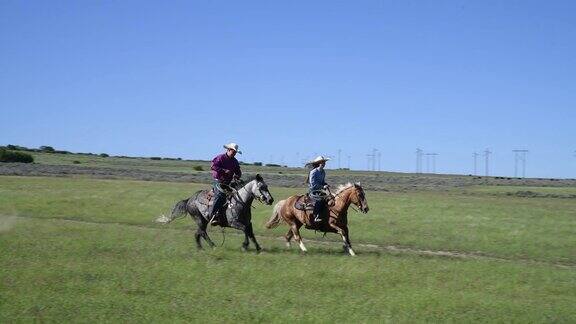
[229,219,249,251]
[242,231,250,251]
[292,224,307,252]
[199,217,215,248]
[192,216,203,250]
[187,201,213,250]
[342,226,355,256]
[285,229,294,248]
[329,222,355,256]
[246,223,261,252]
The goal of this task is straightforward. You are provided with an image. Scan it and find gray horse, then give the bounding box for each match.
[157,174,274,251]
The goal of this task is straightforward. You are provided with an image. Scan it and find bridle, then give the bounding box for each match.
[251,182,270,205]
[329,185,366,213]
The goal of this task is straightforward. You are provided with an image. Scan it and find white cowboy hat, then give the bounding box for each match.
[223,143,242,154]
[306,155,330,165]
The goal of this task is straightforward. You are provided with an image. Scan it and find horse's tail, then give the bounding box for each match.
[155,198,190,224]
[265,200,286,229]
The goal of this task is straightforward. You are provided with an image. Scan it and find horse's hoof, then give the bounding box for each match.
[241,246,248,252]
[342,245,356,256]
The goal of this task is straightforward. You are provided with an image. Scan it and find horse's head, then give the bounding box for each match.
[350,182,369,213]
[249,174,274,205]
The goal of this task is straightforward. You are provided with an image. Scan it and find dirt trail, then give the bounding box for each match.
[8,214,575,270]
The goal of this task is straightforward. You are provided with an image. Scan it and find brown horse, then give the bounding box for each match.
[265,183,369,256]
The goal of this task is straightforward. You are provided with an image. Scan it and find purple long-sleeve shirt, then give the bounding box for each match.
[211,153,241,184]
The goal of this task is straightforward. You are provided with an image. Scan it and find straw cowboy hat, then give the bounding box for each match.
[223,143,242,154]
[306,155,330,166]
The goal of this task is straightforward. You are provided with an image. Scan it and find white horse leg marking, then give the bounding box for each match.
[340,233,355,256]
[298,241,308,252]
[286,242,291,248]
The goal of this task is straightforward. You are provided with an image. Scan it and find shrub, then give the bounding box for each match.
[150,157,162,160]
[265,163,281,167]
[6,144,34,151]
[0,149,34,163]
[193,165,204,171]
[100,153,109,158]
[40,146,55,153]
[73,160,81,164]
[253,162,262,166]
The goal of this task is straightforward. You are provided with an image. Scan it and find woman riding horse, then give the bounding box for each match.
[306,155,331,223]
[266,181,369,256]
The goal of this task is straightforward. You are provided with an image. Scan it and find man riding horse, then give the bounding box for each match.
[208,142,242,226]
[306,155,331,223]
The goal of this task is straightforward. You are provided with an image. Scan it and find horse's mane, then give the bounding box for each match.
[334,182,354,195]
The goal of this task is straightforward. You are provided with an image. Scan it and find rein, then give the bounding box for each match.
[228,186,250,210]
[230,181,267,209]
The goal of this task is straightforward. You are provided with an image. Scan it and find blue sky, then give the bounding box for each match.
[1,1,575,178]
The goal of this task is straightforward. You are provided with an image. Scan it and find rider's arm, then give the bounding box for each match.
[211,155,229,174]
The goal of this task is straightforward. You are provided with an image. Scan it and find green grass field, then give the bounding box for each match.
[466,185,576,196]
[1,176,576,322]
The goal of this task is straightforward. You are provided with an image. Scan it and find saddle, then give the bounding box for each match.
[197,188,235,208]
[197,189,215,206]
[294,194,315,211]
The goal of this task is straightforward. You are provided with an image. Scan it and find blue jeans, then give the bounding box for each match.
[208,181,228,220]
[310,191,326,220]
